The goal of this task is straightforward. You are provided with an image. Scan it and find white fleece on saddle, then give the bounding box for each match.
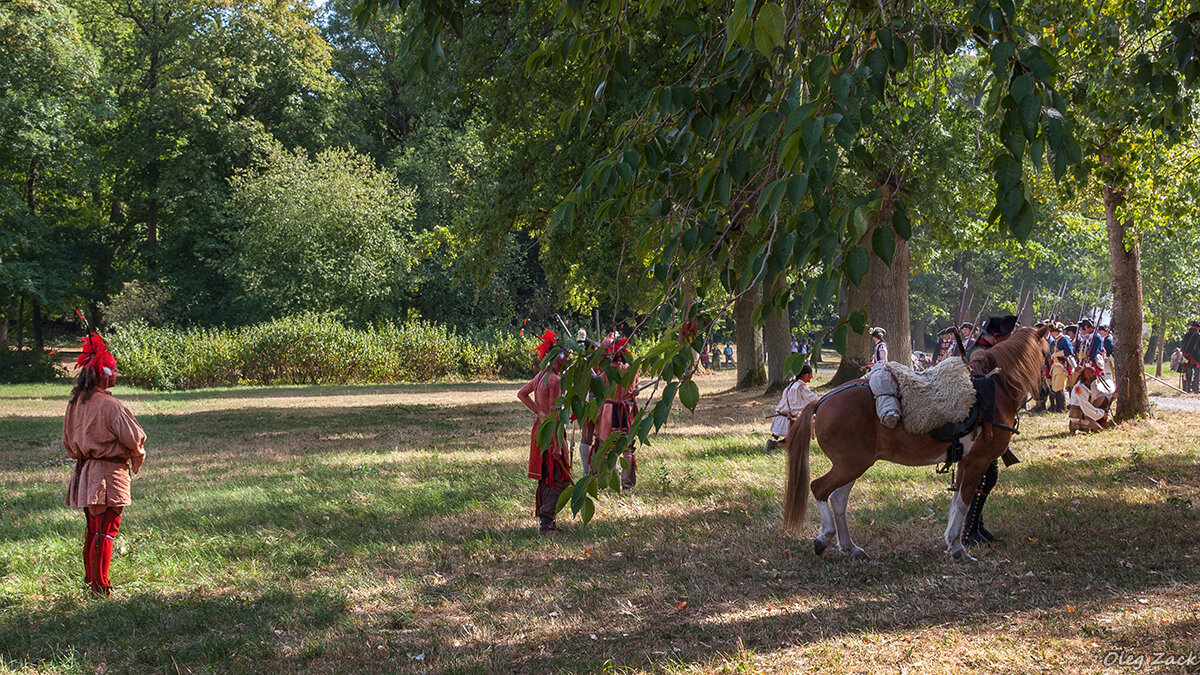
[883,358,977,435]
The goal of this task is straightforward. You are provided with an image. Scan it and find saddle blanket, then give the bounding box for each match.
[883,358,977,435]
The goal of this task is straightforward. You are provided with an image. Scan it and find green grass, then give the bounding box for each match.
[1,371,1198,673]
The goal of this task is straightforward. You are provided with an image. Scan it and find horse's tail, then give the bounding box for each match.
[783,400,818,533]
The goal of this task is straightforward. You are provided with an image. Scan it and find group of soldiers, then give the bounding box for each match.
[934,316,1117,431]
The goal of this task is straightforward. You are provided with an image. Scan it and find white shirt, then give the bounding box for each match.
[771,379,819,437]
[1069,382,1105,421]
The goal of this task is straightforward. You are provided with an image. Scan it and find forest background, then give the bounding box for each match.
[3,0,1200,394]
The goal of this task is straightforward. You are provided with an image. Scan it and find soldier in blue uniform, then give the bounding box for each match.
[1077,318,1105,374]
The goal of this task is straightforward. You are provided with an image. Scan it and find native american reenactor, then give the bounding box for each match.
[1069,364,1111,432]
[597,336,640,489]
[63,333,147,596]
[518,330,573,533]
[1046,323,1074,413]
[767,364,818,450]
[960,315,1020,546]
[1183,322,1200,393]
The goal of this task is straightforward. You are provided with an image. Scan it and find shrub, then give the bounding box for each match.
[108,315,537,390]
[0,348,60,384]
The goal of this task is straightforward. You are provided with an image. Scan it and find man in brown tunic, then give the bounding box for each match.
[597,336,639,489]
[64,333,146,596]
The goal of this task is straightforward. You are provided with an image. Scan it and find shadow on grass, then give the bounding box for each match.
[0,588,349,672]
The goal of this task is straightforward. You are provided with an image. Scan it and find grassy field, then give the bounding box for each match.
[1,368,1198,673]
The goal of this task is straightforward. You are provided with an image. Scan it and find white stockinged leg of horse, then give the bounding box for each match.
[814,501,837,555]
[828,480,868,561]
[943,428,981,561]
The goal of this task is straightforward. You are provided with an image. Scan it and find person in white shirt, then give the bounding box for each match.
[1069,364,1110,433]
[767,364,818,449]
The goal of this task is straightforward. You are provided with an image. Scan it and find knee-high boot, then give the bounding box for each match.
[962,460,999,545]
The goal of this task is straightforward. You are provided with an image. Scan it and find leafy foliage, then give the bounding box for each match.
[229,145,416,324]
[108,315,537,390]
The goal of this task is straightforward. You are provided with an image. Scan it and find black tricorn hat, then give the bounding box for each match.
[1079,318,1094,328]
[937,326,957,336]
[981,315,1018,338]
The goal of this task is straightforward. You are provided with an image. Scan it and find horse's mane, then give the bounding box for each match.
[967,326,1049,401]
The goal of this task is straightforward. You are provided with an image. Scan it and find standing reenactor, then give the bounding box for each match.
[1063,324,1079,360]
[1099,325,1116,376]
[1047,323,1074,412]
[1183,322,1200,393]
[597,337,640,489]
[518,330,573,533]
[1077,319,1105,374]
[934,327,957,364]
[860,327,888,373]
[64,333,147,596]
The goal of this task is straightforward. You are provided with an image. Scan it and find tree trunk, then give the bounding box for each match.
[1103,177,1150,422]
[16,297,25,350]
[1018,282,1036,326]
[0,313,7,344]
[32,301,44,350]
[763,274,791,393]
[867,181,910,369]
[911,317,927,352]
[828,276,872,387]
[734,281,766,389]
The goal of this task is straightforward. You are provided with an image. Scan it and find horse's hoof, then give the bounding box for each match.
[851,548,871,562]
[813,538,829,556]
[950,547,976,562]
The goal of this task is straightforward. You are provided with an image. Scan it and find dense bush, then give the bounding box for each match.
[0,349,60,384]
[107,315,539,390]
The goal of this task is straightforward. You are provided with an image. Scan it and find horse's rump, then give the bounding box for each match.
[884,358,976,435]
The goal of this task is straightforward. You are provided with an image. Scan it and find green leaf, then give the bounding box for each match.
[892,204,911,239]
[652,399,671,430]
[787,174,808,205]
[1011,201,1035,241]
[581,496,595,524]
[556,485,574,512]
[674,16,700,35]
[872,225,896,266]
[679,379,700,412]
[848,309,868,333]
[1019,95,1040,139]
[845,245,869,286]
[800,116,823,154]
[992,153,1022,190]
[1010,72,1034,102]
[833,324,848,354]
[716,172,732,206]
[758,3,786,52]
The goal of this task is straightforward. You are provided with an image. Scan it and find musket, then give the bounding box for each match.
[971,294,991,333]
[962,293,975,330]
[956,278,969,327]
[1050,281,1067,321]
[1014,281,1026,319]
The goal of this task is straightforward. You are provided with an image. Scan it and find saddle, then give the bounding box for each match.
[882,358,976,435]
[927,375,997,471]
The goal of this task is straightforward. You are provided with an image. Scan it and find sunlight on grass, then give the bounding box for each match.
[1,371,1197,672]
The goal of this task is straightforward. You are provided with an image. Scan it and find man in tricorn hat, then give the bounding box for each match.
[1077,318,1104,375]
[1047,322,1074,413]
[934,326,958,364]
[861,327,888,372]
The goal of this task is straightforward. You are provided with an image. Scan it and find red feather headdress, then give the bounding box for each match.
[605,337,629,358]
[77,333,117,375]
[535,329,558,360]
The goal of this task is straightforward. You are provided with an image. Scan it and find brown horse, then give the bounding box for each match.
[783,325,1050,561]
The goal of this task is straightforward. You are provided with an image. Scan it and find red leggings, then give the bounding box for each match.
[84,508,122,593]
